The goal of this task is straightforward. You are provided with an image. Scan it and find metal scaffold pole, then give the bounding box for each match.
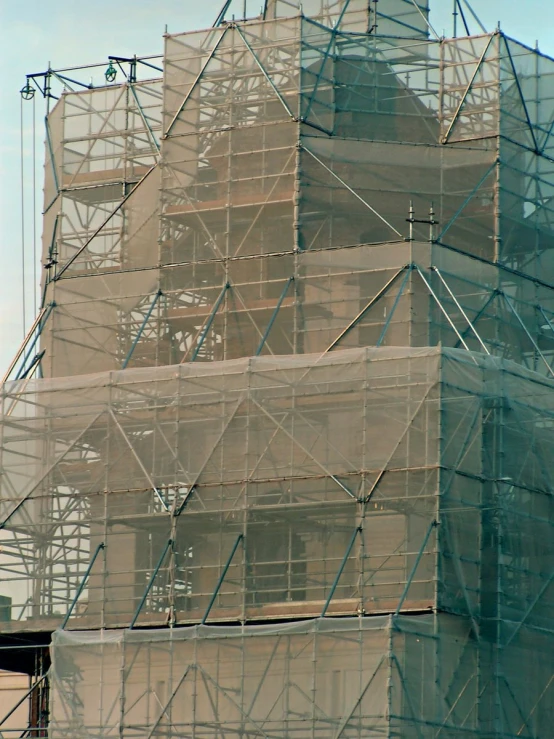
[5,2,554,736]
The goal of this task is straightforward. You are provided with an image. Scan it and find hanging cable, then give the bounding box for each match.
[20,96,26,337]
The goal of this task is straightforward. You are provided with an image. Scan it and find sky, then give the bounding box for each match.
[1,0,554,376]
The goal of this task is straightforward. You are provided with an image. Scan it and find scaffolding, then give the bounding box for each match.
[3,0,554,736]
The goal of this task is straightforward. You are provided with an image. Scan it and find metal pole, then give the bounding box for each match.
[122,290,162,369]
[13,303,56,380]
[415,266,474,354]
[505,569,554,649]
[303,147,403,238]
[321,527,361,617]
[394,520,438,617]
[61,542,105,628]
[333,657,385,737]
[213,0,233,26]
[376,266,412,347]
[503,293,554,378]
[2,307,47,384]
[303,0,351,122]
[144,666,192,739]
[44,213,59,273]
[435,160,496,241]
[459,0,487,33]
[406,0,440,40]
[190,283,230,362]
[235,25,295,119]
[0,674,47,728]
[255,277,294,356]
[129,539,173,629]
[454,290,498,349]
[537,304,554,338]
[18,350,45,380]
[202,534,243,624]
[327,266,408,352]
[175,485,197,517]
[55,164,158,280]
[441,35,494,144]
[429,203,437,242]
[503,38,539,153]
[164,29,228,138]
[44,116,60,194]
[432,267,490,354]
[128,84,160,154]
[456,0,471,36]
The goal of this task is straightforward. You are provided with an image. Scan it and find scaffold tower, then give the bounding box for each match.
[3,0,554,736]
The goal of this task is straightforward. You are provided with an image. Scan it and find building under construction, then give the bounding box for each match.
[2,0,554,735]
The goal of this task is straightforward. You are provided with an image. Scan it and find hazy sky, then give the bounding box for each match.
[1,0,554,374]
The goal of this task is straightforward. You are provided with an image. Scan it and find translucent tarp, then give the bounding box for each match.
[39,241,554,378]
[48,612,554,738]
[2,346,554,647]
[0,347,440,630]
[37,18,554,379]
[265,0,431,38]
[43,80,162,275]
[6,5,554,738]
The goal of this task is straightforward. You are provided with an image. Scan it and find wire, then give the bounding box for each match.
[20,97,26,338]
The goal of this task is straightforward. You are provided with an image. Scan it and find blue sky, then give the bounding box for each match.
[1,0,554,374]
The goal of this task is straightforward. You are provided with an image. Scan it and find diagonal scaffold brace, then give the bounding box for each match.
[61,542,106,629]
[202,533,244,624]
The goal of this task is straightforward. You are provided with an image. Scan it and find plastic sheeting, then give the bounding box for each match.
[6,3,554,737]
[48,612,554,738]
[3,344,554,734]
[37,15,554,379]
[0,347,440,629]
[2,347,554,639]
